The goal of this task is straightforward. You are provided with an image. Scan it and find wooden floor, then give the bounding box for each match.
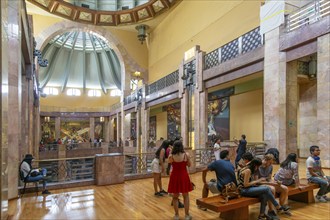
[8,161,330,220]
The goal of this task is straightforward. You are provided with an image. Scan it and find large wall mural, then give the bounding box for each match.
[163,102,181,140]
[208,87,234,142]
[60,118,90,143]
[149,116,156,141]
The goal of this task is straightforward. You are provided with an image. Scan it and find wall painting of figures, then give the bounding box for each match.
[163,102,181,140]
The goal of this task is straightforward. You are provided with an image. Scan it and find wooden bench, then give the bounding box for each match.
[196,179,319,220]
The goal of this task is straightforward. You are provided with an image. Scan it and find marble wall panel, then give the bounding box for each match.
[317,34,330,168]
[1,0,9,217]
[298,82,317,157]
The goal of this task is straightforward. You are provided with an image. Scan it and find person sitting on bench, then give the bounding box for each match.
[20,154,51,195]
[238,158,286,220]
[306,145,330,203]
[198,150,237,210]
[256,154,291,219]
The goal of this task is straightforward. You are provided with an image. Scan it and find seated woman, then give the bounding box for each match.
[256,154,291,218]
[238,158,285,220]
[20,154,51,195]
[274,153,305,188]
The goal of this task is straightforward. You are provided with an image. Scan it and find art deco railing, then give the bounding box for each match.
[18,157,95,187]
[124,152,154,175]
[286,0,330,32]
[204,27,263,70]
[145,70,180,96]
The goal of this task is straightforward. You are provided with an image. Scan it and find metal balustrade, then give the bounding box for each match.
[145,70,179,96]
[124,152,154,175]
[204,26,263,70]
[286,0,329,32]
[18,157,95,187]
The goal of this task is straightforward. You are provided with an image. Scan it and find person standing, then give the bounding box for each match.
[168,141,193,220]
[306,145,330,202]
[151,140,170,196]
[234,134,247,168]
[213,138,221,160]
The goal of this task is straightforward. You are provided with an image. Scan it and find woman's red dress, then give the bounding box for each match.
[167,160,192,194]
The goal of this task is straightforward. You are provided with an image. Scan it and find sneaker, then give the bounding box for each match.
[160,189,168,194]
[197,205,207,211]
[173,215,179,220]
[258,214,272,220]
[178,201,185,208]
[42,190,51,195]
[154,192,163,196]
[316,195,327,203]
[281,205,291,211]
[322,195,330,201]
[184,215,192,220]
[268,210,280,220]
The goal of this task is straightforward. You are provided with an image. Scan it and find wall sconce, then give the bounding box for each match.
[308,55,317,79]
[44,116,50,122]
[135,24,149,44]
[100,117,105,122]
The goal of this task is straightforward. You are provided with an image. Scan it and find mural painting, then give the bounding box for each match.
[163,102,181,140]
[60,118,90,143]
[208,87,234,143]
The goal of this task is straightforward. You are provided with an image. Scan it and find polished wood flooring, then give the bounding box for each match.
[9,161,330,219]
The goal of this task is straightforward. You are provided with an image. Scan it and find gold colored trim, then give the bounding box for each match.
[27,0,180,26]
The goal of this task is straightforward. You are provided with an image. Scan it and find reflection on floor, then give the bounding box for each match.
[8,160,330,219]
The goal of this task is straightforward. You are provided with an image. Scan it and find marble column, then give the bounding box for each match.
[199,90,208,149]
[1,0,9,216]
[7,0,22,200]
[317,34,330,168]
[179,61,189,147]
[109,117,115,142]
[104,117,110,143]
[136,109,141,153]
[286,61,298,154]
[116,112,121,146]
[123,112,131,148]
[55,117,61,140]
[263,27,288,162]
[90,117,95,142]
[141,107,150,153]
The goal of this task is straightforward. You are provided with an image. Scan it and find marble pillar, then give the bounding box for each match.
[104,117,110,143]
[181,90,189,148]
[199,90,208,149]
[117,112,121,146]
[298,81,317,157]
[136,109,141,153]
[109,117,115,142]
[90,117,95,142]
[141,107,149,153]
[317,34,330,168]
[7,0,22,199]
[263,27,288,162]
[55,117,61,140]
[1,0,9,217]
[286,61,298,154]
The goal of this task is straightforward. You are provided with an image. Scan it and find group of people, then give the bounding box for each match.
[203,145,330,220]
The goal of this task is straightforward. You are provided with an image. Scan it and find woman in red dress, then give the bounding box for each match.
[168,141,193,220]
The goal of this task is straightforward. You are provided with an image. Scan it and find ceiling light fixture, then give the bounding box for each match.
[135,24,149,44]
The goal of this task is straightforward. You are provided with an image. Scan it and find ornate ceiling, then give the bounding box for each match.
[27,0,179,26]
[39,31,122,94]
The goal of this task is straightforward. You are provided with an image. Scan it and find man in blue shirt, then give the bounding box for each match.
[234,134,247,169]
[201,150,237,199]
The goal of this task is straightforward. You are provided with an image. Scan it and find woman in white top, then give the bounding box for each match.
[213,138,221,160]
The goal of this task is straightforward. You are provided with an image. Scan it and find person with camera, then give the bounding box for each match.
[20,154,51,195]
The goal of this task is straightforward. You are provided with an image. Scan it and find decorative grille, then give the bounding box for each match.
[145,70,179,96]
[221,39,239,62]
[204,49,219,70]
[242,27,262,54]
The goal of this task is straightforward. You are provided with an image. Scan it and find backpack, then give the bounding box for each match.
[221,182,240,203]
[265,148,280,164]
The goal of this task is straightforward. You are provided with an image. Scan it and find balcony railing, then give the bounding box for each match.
[18,157,95,187]
[204,26,263,70]
[124,152,154,175]
[145,70,180,96]
[286,0,330,32]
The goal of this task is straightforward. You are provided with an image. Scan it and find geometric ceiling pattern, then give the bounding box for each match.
[27,0,179,26]
[39,31,122,94]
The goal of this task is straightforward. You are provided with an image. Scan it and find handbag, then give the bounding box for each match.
[221,182,240,203]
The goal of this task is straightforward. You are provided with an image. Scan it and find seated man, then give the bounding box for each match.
[306,145,330,202]
[202,150,237,199]
[20,154,51,195]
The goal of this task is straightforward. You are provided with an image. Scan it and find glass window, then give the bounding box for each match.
[88,89,102,97]
[67,88,81,96]
[110,89,122,97]
[43,87,59,95]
